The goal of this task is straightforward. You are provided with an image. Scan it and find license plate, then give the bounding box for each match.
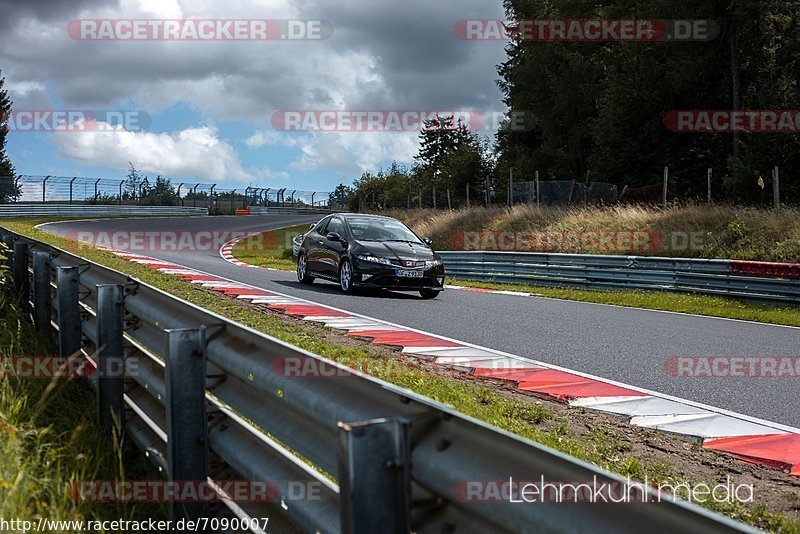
[396,269,423,278]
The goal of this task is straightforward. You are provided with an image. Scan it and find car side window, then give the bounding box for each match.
[314,217,331,234]
[326,217,344,236]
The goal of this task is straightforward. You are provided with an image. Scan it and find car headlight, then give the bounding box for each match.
[356,254,392,265]
[425,259,443,269]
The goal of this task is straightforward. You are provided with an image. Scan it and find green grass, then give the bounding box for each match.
[3,219,799,531]
[0,247,164,528]
[449,278,800,327]
[231,224,308,271]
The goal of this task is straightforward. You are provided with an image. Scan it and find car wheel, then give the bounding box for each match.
[297,253,315,284]
[339,259,355,293]
[419,289,440,299]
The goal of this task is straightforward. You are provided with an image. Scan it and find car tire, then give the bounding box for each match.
[339,259,355,293]
[419,289,440,299]
[297,253,315,284]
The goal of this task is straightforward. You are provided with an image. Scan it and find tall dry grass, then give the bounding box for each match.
[0,246,164,527]
[381,203,800,261]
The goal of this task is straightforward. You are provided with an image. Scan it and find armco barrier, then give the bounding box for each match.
[0,204,209,217]
[438,251,800,304]
[248,206,334,216]
[0,229,752,533]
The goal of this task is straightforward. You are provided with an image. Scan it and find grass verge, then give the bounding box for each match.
[0,245,164,528]
[448,278,800,327]
[3,218,799,531]
[231,224,307,271]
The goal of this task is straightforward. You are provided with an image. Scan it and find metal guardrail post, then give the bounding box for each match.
[12,241,30,305]
[2,234,14,270]
[96,284,125,431]
[56,266,81,357]
[32,251,52,333]
[338,417,411,534]
[165,327,208,522]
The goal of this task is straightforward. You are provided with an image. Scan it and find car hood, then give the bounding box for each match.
[355,241,436,261]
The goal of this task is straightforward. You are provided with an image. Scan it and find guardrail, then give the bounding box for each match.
[438,251,800,304]
[0,229,750,533]
[0,204,209,217]
[248,206,334,216]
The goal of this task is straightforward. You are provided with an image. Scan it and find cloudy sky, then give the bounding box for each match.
[1,0,507,194]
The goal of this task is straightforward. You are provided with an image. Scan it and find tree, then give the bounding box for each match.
[414,115,492,205]
[0,71,19,202]
[496,0,800,202]
[123,163,146,200]
[350,163,414,211]
[141,175,179,205]
[329,183,353,209]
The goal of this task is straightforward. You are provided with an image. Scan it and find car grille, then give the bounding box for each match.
[389,259,426,268]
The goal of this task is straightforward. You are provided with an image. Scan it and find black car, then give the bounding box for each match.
[296,213,445,298]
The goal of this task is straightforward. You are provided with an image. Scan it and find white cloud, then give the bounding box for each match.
[289,132,419,175]
[244,129,293,148]
[52,124,266,182]
[5,81,46,96]
[2,0,506,182]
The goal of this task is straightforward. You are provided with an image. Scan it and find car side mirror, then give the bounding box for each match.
[309,223,316,230]
[423,237,432,246]
[326,232,341,242]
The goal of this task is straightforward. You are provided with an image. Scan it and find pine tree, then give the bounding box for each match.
[0,71,19,202]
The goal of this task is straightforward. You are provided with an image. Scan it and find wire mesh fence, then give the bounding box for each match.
[3,175,332,215]
[512,180,619,206]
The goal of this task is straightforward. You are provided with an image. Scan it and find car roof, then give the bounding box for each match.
[336,213,397,221]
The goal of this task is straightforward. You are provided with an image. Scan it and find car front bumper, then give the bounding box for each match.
[352,260,445,291]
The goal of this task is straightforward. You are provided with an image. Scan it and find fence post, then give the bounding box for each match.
[662,166,669,208]
[69,176,78,204]
[338,417,411,534]
[432,185,436,209]
[165,327,208,522]
[773,166,780,209]
[447,188,452,211]
[118,180,123,205]
[466,183,470,208]
[96,284,125,431]
[12,241,30,306]
[42,176,50,203]
[418,189,422,209]
[707,168,712,203]
[32,251,52,333]
[508,168,513,207]
[56,266,81,357]
[535,171,540,207]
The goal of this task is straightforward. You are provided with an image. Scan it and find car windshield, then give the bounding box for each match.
[347,218,422,244]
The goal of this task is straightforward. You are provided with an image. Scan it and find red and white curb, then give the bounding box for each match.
[219,240,260,268]
[101,245,800,478]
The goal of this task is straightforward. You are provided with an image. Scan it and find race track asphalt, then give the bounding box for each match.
[41,215,800,428]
